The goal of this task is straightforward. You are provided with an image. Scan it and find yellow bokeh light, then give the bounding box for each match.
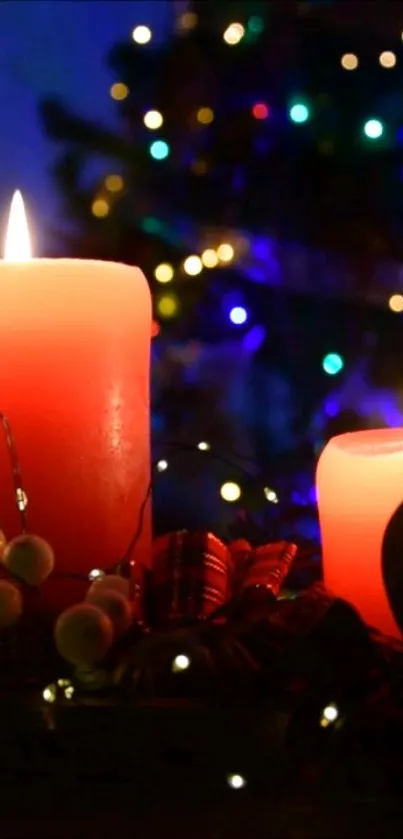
[341,53,358,71]
[220,481,241,502]
[379,51,396,68]
[217,243,235,263]
[201,249,219,268]
[223,22,245,45]
[91,198,110,218]
[110,82,129,101]
[389,294,403,313]
[154,263,174,283]
[183,255,203,276]
[144,110,163,130]
[157,294,178,318]
[178,11,198,30]
[197,107,214,125]
[132,25,152,44]
[104,174,124,193]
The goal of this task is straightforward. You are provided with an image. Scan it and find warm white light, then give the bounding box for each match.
[388,293,403,313]
[156,459,168,472]
[379,51,396,68]
[144,110,163,130]
[4,191,31,261]
[201,249,219,268]
[89,568,105,581]
[43,684,57,703]
[132,25,152,44]
[183,255,203,276]
[172,654,191,672]
[197,441,210,451]
[227,773,246,789]
[320,703,339,727]
[223,23,245,45]
[154,263,174,283]
[64,685,75,699]
[217,243,234,263]
[341,53,358,70]
[264,487,278,503]
[220,481,241,502]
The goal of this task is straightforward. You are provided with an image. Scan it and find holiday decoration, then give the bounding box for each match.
[240,541,298,603]
[3,534,54,586]
[0,192,152,611]
[0,580,23,630]
[54,602,114,666]
[86,588,132,638]
[151,531,232,625]
[317,428,403,638]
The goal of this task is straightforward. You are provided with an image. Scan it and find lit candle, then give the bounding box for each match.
[0,192,151,610]
[316,428,403,638]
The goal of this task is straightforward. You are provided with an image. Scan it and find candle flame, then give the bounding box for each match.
[4,191,31,261]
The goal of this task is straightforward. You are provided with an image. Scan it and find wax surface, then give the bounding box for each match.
[316,428,403,638]
[0,260,151,610]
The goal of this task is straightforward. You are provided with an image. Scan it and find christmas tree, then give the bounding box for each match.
[39,0,403,540]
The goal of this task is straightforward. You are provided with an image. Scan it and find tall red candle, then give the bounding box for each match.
[0,193,151,610]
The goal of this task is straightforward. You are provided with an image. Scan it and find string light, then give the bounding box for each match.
[110,82,129,101]
[197,107,214,124]
[150,140,170,160]
[178,11,198,31]
[223,23,245,45]
[154,263,174,283]
[322,353,344,375]
[172,654,191,672]
[289,102,310,123]
[88,568,105,581]
[144,110,163,130]
[201,249,219,268]
[389,294,403,312]
[220,481,241,502]
[229,306,248,325]
[320,703,339,727]
[252,102,270,120]
[157,294,178,318]
[217,243,234,263]
[104,174,124,192]
[264,487,279,503]
[43,684,57,703]
[197,441,210,451]
[363,118,384,139]
[132,25,152,44]
[227,773,246,789]
[91,198,110,218]
[341,53,358,70]
[183,255,203,276]
[16,488,28,511]
[379,51,396,68]
[156,459,168,472]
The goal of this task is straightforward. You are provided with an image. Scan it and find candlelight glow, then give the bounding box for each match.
[4,191,31,262]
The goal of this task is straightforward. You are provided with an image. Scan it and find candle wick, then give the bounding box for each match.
[0,413,28,534]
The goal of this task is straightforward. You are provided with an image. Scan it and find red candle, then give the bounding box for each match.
[0,192,151,610]
[316,428,403,638]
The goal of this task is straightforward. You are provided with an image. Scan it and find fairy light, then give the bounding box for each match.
[341,53,358,70]
[88,568,105,581]
[178,11,198,30]
[144,110,163,130]
[64,685,75,700]
[217,243,234,263]
[379,51,396,68]
[43,684,57,703]
[320,703,339,728]
[154,263,174,283]
[197,441,210,451]
[110,82,129,101]
[183,255,203,276]
[201,249,219,268]
[16,488,28,511]
[197,107,214,124]
[105,174,124,192]
[132,25,152,44]
[91,198,110,218]
[220,481,241,502]
[223,23,245,45]
[172,654,191,672]
[389,294,403,312]
[156,459,168,472]
[264,487,278,503]
[227,773,246,789]
[157,294,178,318]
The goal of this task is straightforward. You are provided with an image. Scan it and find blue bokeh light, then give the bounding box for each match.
[289,102,310,124]
[229,306,248,325]
[322,353,344,375]
[363,119,384,140]
[150,140,170,160]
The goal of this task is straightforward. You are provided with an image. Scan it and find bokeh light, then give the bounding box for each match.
[389,293,403,312]
[220,481,241,502]
[183,255,203,276]
[217,243,234,262]
[363,118,384,139]
[289,102,310,123]
[154,263,174,284]
[248,16,264,35]
[110,82,129,101]
[132,25,152,44]
[322,353,344,375]
[144,110,163,130]
[150,140,170,160]
[104,174,124,192]
[227,773,247,789]
[229,306,248,325]
[379,51,396,68]
[178,11,198,31]
[197,107,214,124]
[157,294,179,318]
[91,198,110,218]
[201,249,219,268]
[223,23,245,45]
[341,53,359,70]
[252,102,270,120]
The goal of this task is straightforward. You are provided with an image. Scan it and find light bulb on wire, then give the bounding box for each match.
[132,25,152,44]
